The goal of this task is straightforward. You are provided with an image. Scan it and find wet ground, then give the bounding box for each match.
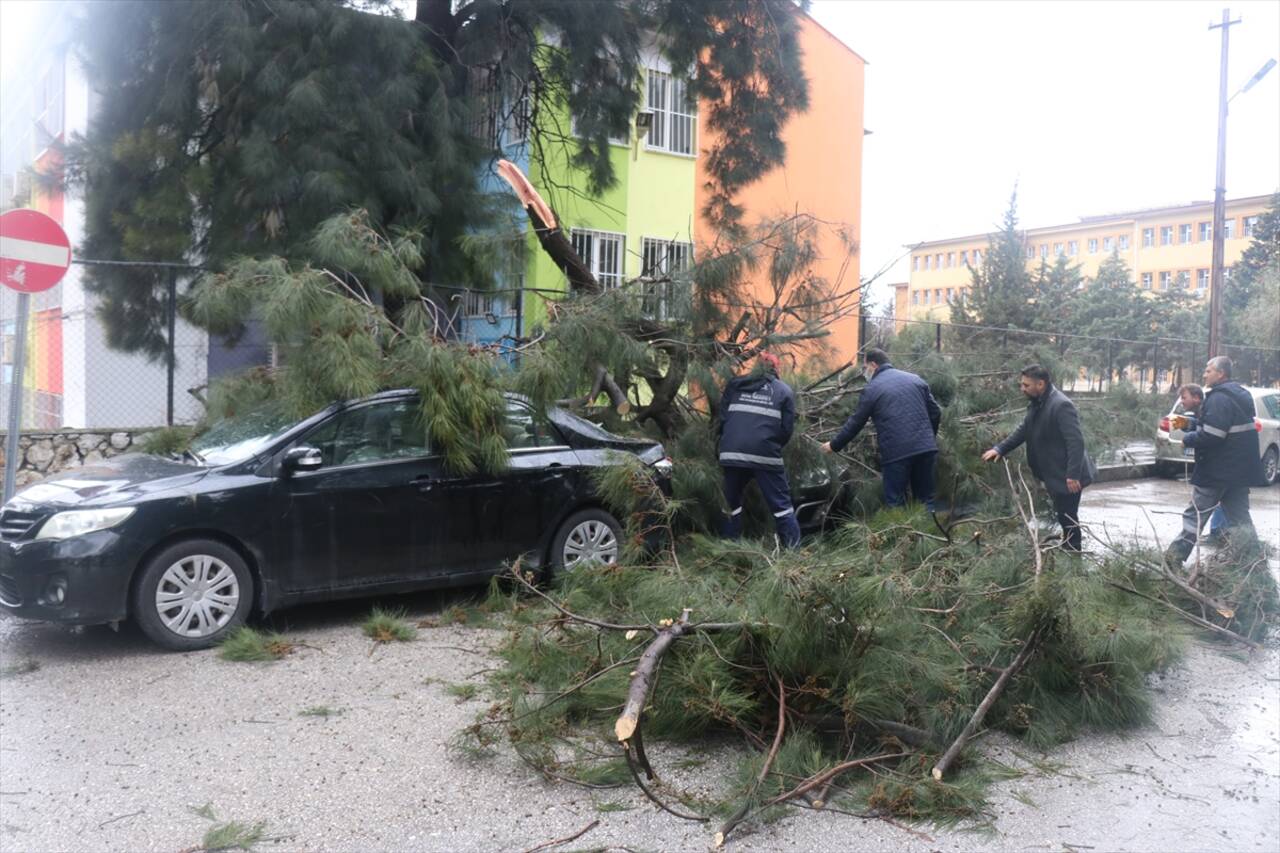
[0,477,1277,852]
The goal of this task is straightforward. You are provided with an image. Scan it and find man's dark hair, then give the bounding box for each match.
[1207,355,1232,379]
[1020,364,1052,385]
[864,348,890,367]
[1178,383,1204,400]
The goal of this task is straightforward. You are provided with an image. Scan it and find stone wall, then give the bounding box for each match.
[0,430,152,489]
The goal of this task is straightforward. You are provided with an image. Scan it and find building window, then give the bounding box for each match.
[1103,236,1115,252]
[1223,219,1234,239]
[935,253,942,268]
[1177,270,1190,288]
[1142,227,1155,247]
[640,238,693,319]
[1039,244,1048,259]
[645,69,695,156]
[945,288,954,303]
[1119,234,1130,250]
[1067,240,1078,256]
[1224,265,1234,282]
[945,252,953,268]
[1243,215,1260,237]
[1158,271,1171,291]
[464,289,498,318]
[1087,238,1098,254]
[1141,272,1153,289]
[1159,226,1173,246]
[959,250,968,266]
[1196,268,1209,291]
[1179,223,1192,243]
[570,228,625,289]
[912,256,919,271]
[1026,245,1035,260]
[1198,221,1210,241]
[911,291,919,306]
[973,248,982,264]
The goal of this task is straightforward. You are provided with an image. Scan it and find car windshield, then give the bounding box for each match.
[189,404,301,466]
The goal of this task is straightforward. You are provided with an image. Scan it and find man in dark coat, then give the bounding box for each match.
[982,364,1096,552]
[1164,356,1263,566]
[717,352,801,548]
[821,348,942,509]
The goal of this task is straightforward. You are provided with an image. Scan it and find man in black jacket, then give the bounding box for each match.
[821,348,942,509]
[717,352,801,548]
[982,365,1096,552]
[1164,356,1263,566]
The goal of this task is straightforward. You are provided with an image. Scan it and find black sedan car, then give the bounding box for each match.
[0,391,841,651]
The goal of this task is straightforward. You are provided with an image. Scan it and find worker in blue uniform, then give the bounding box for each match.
[716,352,802,548]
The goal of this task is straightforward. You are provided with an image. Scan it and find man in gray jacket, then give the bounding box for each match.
[982,364,1096,552]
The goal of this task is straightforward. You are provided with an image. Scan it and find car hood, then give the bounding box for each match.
[4,453,209,511]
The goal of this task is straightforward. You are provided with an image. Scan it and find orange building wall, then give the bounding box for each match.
[695,12,865,366]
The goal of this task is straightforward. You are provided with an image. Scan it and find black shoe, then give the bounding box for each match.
[1163,541,1192,569]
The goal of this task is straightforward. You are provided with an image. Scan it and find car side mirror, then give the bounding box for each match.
[281,445,323,475]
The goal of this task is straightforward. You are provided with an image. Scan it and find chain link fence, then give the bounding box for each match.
[865,315,1280,394]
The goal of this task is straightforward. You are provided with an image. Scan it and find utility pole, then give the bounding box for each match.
[1206,8,1240,359]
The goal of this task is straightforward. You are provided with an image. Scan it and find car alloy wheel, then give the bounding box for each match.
[1265,447,1279,486]
[154,554,241,639]
[562,519,619,569]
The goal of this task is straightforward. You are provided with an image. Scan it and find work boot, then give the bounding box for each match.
[1163,540,1193,570]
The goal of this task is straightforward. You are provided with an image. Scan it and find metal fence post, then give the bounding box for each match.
[935,322,942,352]
[166,267,177,427]
[1105,339,1113,392]
[1151,340,1160,394]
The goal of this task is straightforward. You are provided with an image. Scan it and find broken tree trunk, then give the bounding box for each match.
[932,626,1043,780]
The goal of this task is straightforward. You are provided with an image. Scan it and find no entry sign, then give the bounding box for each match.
[0,208,72,294]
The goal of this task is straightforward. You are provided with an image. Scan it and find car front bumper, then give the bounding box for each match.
[0,530,138,626]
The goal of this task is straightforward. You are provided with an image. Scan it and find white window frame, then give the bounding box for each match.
[640,237,693,319]
[1103,236,1115,252]
[1141,272,1153,289]
[1160,226,1173,246]
[1067,240,1078,256]
[912,256,919,271]
[1142,227,1154,247]
[1179,223,1192,244]
[1158,271,1171,291]
[1119,234,1130,250]
[570,228,626,289]
[1196,268,1209,291]
[645,69,695,156]
[1243,215,1259,237]
[1088,238,1098,254]
[1223,219,1235,239]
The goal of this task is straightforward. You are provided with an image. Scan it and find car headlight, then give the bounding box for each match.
[35,508,136,541]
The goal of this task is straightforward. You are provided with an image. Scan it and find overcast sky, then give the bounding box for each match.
[810,0,1280,308]
[4,0,1278,311]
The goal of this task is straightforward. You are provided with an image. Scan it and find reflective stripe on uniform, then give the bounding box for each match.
[727,403,781,419]
[730,507,743,516]
[773,508,793,518]
[719,451,784,466]
[1203,424,1227,438]
[1228,423,1255,433]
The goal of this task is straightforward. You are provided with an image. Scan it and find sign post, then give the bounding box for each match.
[1,209,72,503]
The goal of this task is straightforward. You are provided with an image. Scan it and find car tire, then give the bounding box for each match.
[132,539,254,651]
[1263,446,1279,487]
[1155,460,1186,480]
[548,508,623,577]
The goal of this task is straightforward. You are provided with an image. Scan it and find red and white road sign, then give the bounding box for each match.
[0,209,72,294]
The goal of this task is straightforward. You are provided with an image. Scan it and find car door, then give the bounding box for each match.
[462,401,581,572]
[270,398,465,593]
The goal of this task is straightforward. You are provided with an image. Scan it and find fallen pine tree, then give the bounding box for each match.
[458,474,1276,846]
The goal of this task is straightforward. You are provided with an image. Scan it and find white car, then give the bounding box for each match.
[1155,385,1280,486]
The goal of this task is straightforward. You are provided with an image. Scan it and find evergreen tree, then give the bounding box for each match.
[63,0,810,358]
[1223,192,1280,349]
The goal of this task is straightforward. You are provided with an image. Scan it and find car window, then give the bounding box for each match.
[1263,394,1280,420]
[301,400,429,468]
[191,404,297,466]
[502,403,563,449]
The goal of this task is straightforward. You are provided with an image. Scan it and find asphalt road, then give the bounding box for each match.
[0,478,1277,852]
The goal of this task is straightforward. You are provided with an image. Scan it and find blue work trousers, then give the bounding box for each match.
[720,466,802,548]
[881,451,937,510]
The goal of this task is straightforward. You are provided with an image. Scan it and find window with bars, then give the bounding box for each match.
[646,69,695,155]
[464,289,497,318]
[467,67,532,148]
[640,238,693,319]
[571,229,625,289]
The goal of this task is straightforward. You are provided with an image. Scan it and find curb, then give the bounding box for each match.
[1094,462,1159,483]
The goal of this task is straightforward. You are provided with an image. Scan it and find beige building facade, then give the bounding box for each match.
[900,194,1273,322]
